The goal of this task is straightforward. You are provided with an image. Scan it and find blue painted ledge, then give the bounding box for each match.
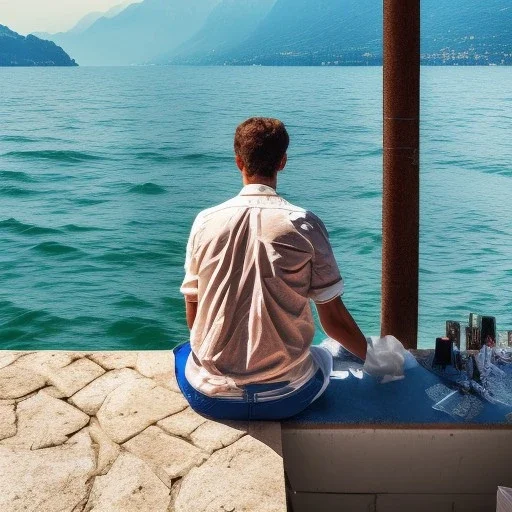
[286,361,512,427]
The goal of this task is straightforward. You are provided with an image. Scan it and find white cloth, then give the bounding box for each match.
[363,335,418,383]
[180,183,343,396]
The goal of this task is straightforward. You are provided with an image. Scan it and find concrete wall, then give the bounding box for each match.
[283,427,512,512]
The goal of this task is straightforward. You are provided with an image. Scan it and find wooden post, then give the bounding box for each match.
[381,0,420,349]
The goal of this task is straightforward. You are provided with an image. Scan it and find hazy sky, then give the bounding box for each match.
[0,0,139,35]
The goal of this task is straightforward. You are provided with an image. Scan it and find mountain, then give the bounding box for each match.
[159,0,277,64]
[421,1,512,65]
[215,0,383,65]
[23,0,511,66]
[42,0,220,66]
[0,24,78,66]
[32,3,133,41]
[68,1,135,34]
[201,0,511,65]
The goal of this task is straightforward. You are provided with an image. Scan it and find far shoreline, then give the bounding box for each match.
[2,63,511,68]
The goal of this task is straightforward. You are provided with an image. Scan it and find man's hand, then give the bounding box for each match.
[316,296,367,360]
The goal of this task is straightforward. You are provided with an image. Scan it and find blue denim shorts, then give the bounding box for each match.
[173,342,327,421]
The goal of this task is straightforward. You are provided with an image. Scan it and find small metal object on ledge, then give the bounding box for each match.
[446,321,461,349]
[433,337,453,369]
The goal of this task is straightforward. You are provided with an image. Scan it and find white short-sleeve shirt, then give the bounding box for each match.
[180,183,344,396]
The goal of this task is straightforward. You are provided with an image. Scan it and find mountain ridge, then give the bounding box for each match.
[158,0,277,65]
[40,0,221,66]
[208,0,511,66]
[32,0,512,66]
[0,24,78,66]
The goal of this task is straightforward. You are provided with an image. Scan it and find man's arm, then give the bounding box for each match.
[316,296,367,360]
[185,299,197,330]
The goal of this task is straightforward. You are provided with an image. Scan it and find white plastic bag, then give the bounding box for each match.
[363,335,417,383]
[319,337,364,380]
[320,335,417,383]
[497,486,512,512]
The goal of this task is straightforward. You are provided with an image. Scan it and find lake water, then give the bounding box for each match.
[0,66,511,351]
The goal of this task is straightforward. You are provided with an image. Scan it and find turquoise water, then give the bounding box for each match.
[0,66,510,350]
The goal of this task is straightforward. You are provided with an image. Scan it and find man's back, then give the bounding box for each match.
[176,117,367,420]
[181,183,344,395]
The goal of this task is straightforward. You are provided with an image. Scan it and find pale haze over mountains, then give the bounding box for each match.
[33,2,135,40]
[1,0,141,35]
[159,0,276,64]
[60,2,133,35]
[29,0,512,66]
[38,0,220,66]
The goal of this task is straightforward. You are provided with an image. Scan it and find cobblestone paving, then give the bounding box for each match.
[0,351,286,512]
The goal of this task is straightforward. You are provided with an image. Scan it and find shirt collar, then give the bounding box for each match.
[238,183,278,196]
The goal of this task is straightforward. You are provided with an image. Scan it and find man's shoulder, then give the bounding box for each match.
[303,209,328,229]
[188,197,240,236]
[287,205,328,232]
[192,194,327,230]
[194,196,240,221]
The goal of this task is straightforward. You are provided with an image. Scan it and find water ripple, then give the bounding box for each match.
[0,218,61,236]
[31,241,83,256]
[0,185,38,197]
[128,183,167,195]
[0,170,36,182]
[3,149,106,163]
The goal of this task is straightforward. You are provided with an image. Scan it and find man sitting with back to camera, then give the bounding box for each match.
[174,117,368,420]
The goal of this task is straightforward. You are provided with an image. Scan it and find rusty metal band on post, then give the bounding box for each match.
[381,0,420,348]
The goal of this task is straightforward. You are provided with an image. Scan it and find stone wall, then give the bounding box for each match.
[0,350,287,512]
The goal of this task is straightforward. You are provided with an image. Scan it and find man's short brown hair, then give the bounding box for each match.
[234,117,289,178]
